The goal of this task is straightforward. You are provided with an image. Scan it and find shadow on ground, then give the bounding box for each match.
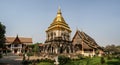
[107,60,120,65]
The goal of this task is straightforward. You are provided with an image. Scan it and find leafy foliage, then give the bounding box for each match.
[100,57,105,64]
[58,55,70,65]
[33,43,40,56]
[104,44,120,54]
[0,22,6,48]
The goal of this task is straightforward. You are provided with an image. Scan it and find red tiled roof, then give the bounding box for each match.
[6,37,32,43]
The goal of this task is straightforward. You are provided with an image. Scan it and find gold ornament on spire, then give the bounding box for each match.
[57,6,61,14]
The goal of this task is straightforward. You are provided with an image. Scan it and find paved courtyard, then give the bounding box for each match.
[0,54,23,65]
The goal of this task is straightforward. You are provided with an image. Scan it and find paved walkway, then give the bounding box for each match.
[0,54,23,65]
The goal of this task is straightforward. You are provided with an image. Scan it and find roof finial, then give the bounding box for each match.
[58,6,60,9]
[16,34,18,37]
[81,28,83,31]
[15,34,19,39]
[57,6,61,14]
[76,27,79,31]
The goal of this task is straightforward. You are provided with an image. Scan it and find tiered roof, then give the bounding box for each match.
[72,30,101,49]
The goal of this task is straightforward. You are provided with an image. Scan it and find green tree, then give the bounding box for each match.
[105,44,120,54]
[33,43,39,56]
[116,45,120,54]
[0,22,6,58]
[0,22,6,48]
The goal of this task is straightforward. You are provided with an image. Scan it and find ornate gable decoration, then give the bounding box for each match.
[12,35,21,44]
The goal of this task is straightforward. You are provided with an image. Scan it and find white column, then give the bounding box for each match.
[58,30,60,37]
[17,49,19,54]
[55,48,58,54]
[93,49,95,56]
[53,32,54,39]
[56,30,58,37]
[11,44,12,50]
[20,44,22,48]
[11,44,14,53]
[20,48,21,53]
[81,41,84,55]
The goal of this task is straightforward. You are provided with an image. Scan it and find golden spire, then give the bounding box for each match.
[46,7,71,32]
[56,7,62,21]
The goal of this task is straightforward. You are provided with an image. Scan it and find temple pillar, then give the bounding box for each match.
[69,47,71,53]
[92,49,95,56]
[11,44,12,50]
[81,49,84,55]
[64,49,67,54]
[20,49,21,53]
[50,47,52,53]
[55,48,58,54]
[81,40,84,55]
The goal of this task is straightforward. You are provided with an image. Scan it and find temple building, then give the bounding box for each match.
[72,30,103,56]
[5,35,32,54]
[42,8,103,56]
[44,8,72,54]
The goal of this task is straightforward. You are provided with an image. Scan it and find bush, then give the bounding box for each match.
[23,54,26,61]
[42,58,53,63]
[107,55,112,60]
[36,59,40,63]
[78,54,84,59]
[100,57,105,64]
[0,53,2,58]
[27,52,33,56]
[22,60,29,65]
[58,55,70,65]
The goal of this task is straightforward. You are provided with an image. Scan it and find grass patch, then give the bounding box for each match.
[107,58,120,65]
[75,57,99,65]
[37,62,53,65]
[29,56,120,65]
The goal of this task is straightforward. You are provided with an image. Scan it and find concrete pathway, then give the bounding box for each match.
[0,54,23,65]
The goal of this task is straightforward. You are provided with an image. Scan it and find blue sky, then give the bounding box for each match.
[0,0,120,46]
